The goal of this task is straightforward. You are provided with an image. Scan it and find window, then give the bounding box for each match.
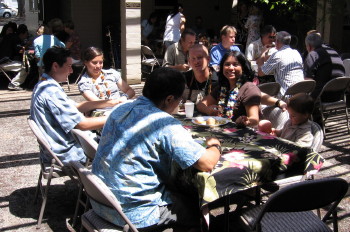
[29,0,39,13]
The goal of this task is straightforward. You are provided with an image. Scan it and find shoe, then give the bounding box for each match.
[8,83,23,91]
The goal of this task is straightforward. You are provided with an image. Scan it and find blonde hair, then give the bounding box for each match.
[220,25,237,37]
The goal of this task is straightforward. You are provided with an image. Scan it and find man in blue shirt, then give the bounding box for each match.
[92,68,222,231]
[30,47,123,164]
[210,25,241,72]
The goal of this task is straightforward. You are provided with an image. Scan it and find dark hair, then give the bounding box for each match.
[43,46,71,73]
[170,4,183,18]
[148,12,158,25]
[143,67,185,106]
[64,20,75,30]
[260,25,276,37]
[17,24,28,35]
[82,47,104,62]
[7,21,17,33]
[218,51,254,88]
[180,28,196,40]
[288,93,314,115]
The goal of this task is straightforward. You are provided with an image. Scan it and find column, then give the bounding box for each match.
[120,0,142,84]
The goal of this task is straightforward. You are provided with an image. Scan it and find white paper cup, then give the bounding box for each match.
[184,102,195,118]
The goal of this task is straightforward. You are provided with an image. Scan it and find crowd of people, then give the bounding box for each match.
[24,2,347,231]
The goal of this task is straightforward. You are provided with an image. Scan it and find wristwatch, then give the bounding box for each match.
[207,144,222,154]
[275,99,281,107]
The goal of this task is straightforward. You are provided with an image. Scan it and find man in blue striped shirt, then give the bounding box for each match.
[257,31,304,97]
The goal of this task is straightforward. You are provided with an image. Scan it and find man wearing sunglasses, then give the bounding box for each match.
[245,25,277,62]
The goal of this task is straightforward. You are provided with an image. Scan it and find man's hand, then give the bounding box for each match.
[207,105,222,116]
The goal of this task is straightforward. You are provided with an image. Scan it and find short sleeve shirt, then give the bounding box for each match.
[162,42,187,67]
[280,119,314,148]
[91,96,205,228]
[261,45,304,96]
[30,73,86,164]
[78,69,124,100]
[209,43,241,67]
[211,82,261,121]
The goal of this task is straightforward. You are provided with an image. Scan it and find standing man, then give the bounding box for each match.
[257,31,304,96]
[30,47,123,164]
[162,28,196,72]
[245,25,277,62]
[209,25,241,72]
[304,32,345,100]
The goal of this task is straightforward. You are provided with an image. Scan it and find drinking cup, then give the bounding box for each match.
[184,102,195,118]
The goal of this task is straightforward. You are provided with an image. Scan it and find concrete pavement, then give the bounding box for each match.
[0,84,349,231]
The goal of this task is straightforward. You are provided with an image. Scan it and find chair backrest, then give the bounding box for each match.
[141,45,156,57]
[343,59,350,76]
[70,161,139,232]
[258,82,281,97]
[283,80,316,99]
[261,106,289,130]
[71,129,98,162]
[310,121,324,152]
[316,76,350,102]
[27,117,64,167]
[262,178,348,214]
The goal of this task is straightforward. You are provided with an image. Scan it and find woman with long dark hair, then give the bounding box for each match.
[197,51,261,127]
[163,4,186,49]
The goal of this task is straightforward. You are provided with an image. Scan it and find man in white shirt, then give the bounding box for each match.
[257,31,304,97]
[245,25,277,62]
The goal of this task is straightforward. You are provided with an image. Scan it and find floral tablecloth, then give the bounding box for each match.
[180,118,324,207]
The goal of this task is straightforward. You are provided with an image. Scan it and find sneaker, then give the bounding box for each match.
[8,83,23,91]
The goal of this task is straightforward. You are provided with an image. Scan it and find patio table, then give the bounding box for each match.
[177,115,324,230]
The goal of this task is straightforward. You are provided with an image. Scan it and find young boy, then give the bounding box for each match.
[259,93,314,148]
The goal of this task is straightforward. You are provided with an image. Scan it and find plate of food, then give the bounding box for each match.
[192,116,231,127]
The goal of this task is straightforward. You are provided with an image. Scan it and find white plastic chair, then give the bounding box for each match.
[282,80,316,101]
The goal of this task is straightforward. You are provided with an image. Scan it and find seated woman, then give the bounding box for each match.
[197,51,261,127]
[78,47,135,101]
[91,67,222,231]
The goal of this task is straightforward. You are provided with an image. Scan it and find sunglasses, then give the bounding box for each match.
[269,36,276,39]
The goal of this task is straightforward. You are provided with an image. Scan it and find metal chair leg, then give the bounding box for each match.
[36,166,54,229]
[34,170,43,204]
[72,184,84,228]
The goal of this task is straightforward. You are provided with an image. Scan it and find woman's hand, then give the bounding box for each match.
[235,115,250,127]
[207,105,222,116]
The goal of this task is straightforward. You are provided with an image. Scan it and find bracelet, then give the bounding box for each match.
[206,144,222,154]
[121,93,129,99]
[275,99,281,107]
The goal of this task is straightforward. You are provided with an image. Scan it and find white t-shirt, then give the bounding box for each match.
[163,12,184,43]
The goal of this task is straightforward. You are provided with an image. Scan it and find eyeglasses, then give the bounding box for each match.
[269,36,276,39]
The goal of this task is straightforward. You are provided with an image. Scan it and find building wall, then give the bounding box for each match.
[71,0,102,50]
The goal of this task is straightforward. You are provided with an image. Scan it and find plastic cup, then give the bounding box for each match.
[184,102,195,118]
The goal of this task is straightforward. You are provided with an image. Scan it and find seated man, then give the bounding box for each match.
[92,67,222,231]
[0,24,30,91]
[183,44,216,104]
[304,32,345,100]
[30,47,123,165]
[245,25,277,62]
[209,25,240,72]
[257,31,304,97]
[162,28,196,72]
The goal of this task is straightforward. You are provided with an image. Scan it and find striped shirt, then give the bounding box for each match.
[261,45,304,96]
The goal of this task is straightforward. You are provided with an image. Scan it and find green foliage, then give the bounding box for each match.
[253,0,305,14]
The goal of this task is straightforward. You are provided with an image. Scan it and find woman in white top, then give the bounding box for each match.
[163,4,186,49]
[78,47,135,101]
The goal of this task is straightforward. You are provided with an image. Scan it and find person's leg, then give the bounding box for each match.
[138,192,201,232]
[8,67,28,89]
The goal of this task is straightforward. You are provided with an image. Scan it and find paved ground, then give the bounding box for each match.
[0,83,349,232]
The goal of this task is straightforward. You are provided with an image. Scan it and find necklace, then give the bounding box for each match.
[90,71,111,99]
[218,82,242,119]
